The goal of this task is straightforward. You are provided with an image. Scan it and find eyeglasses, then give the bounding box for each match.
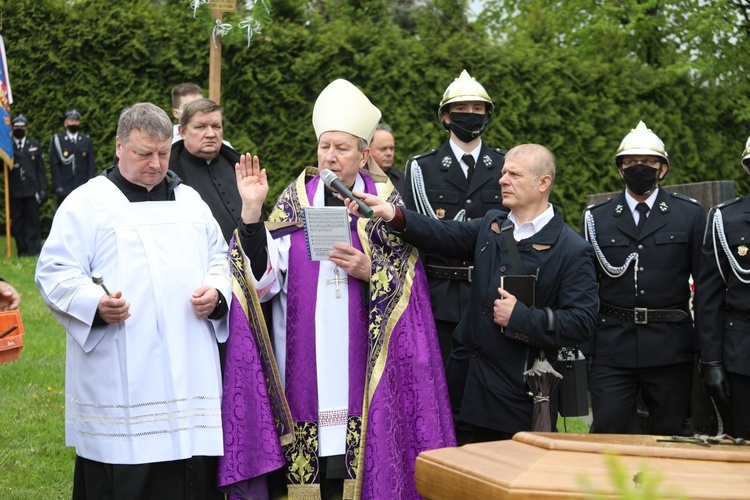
[621,158,662,167]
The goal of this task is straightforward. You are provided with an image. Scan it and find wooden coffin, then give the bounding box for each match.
[416,432,750,499]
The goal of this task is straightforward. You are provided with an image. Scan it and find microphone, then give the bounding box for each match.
[319,168,373,218]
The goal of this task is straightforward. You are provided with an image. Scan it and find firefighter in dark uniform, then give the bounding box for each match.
[49,109,96,205]
[582,121,705,436]
[402,69,506,363]
[694,136,750,439]
[9,114,47,256]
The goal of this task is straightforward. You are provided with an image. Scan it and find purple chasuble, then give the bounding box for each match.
[219,169,455,499]
[285,174,368,422]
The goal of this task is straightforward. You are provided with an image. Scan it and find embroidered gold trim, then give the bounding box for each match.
[287,483,321,500]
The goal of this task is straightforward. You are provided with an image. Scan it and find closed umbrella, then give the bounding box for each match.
[523,350,563,432]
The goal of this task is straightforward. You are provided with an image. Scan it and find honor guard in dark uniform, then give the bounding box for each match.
[49,109,96,205]
[582,121,705,436]
[402,69,506,363]
[9,114,47,256]
[694,136,750,439]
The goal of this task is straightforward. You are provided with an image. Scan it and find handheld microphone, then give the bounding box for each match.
[319,168,373,218]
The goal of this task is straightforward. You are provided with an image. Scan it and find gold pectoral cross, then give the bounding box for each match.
[326,266,348,299]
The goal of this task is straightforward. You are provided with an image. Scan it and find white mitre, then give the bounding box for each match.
[312,79,382,142]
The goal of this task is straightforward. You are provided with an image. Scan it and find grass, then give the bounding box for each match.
[0,240,72,499]
[0,236,590,498]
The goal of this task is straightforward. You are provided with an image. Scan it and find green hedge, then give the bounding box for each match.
[2,0,748,235]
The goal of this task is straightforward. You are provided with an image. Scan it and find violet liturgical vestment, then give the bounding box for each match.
[218,168,455,499]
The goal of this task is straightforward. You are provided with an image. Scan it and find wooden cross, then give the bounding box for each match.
[326,267,348,299]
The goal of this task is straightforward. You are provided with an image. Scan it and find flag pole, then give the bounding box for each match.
[0,21,12,258]
[4,160,10,257]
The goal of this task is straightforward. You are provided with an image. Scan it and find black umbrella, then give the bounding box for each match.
[523,350,563,432]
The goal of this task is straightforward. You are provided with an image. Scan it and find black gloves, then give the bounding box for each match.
[701,360,731,405]
[36,190,47,204]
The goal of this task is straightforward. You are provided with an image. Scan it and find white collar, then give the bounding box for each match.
[624,188,659,214]
[449,138,481,167]
[509,203,554,240]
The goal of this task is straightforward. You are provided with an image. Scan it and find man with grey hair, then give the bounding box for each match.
[36,102,230,499]
[346,144,598,444]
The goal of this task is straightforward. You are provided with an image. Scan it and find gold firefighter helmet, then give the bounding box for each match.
[615,121,669,166]
[742,135,750,173]
[438,70,494,118]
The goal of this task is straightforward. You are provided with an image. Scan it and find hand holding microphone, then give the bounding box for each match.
[320,169,374,218]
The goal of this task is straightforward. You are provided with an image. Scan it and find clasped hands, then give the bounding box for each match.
[96,285,220,323]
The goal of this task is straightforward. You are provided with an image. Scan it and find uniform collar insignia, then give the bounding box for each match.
[441,156,452,169]
[659,201,668,213]
[615,204,623,215]
[482,154,492,167]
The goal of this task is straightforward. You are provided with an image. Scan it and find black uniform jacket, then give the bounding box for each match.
[169,141,241,243]
[397,206,598,434]
[11,138,46,198]
[49,133,96,197]
[582,189,705,368]
[385,167,406,194]
[402,140,506,323]
[695,196,750,376]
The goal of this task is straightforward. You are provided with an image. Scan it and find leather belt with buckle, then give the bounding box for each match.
[599,303,689,324]
[425,265,473,282]
[728,309,750,322]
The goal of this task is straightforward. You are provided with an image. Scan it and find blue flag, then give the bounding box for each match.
[0,33,13,168]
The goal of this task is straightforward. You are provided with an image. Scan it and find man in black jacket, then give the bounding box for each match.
[347,143,598,443]
[10,114,47,256]
[169,98,241,243]
[582,121,705,436]
[49,109,96,205]
[402,70,506,364]
[694,135,750,439]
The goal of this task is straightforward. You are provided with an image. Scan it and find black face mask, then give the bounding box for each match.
[12,129,25,139]
[67,124,80,134]
[622,164,661,196]
[448,112,489,143]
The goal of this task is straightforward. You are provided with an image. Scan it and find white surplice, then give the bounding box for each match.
[35,176,230,465]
